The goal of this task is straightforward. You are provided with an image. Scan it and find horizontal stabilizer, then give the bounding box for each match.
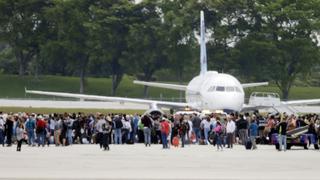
[133,80,187,91]
[242,82,269,88]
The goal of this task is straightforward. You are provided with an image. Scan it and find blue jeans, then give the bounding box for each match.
[67,129,73,145]
[216,134,223,149]
[161,133,168,148]
[143,127,151,145]
[27,130,35,145]
[0,129,4,145]
[204,128,210,144]
[193,128,200,143]
[278,134,287,151]
[114,128,122,144]
[37,131,45,146]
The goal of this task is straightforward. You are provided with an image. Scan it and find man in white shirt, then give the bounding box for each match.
[226,115,236,148]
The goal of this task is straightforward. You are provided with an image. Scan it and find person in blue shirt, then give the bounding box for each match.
[249,118,258,150]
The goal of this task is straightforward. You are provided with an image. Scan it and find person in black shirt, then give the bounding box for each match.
[277,118,288,151]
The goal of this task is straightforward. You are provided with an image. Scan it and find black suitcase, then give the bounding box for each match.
[245,140,252,150]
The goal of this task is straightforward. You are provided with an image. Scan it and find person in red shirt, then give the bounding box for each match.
[36,116,46,147]
[160,117,170,149]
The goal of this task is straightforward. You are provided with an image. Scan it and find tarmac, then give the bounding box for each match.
[0,144,319,180]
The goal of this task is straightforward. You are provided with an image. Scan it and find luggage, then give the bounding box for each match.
[190,132,196,144]
[245,140,252,150]
[172,136,179,147]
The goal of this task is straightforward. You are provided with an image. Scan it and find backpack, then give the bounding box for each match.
[161,121,170,135]
[115,119,123,129]
[26,120,35,130]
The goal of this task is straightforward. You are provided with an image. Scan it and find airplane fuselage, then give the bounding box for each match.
[186,71,245,112]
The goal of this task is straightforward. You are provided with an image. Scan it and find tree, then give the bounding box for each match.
[88,0,136,96]
[126,0,170,97]
[236,0,320,99]
[43,0,93,93]
[0,0,51,76]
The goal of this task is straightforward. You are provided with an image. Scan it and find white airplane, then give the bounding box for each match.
[25,11,320,115]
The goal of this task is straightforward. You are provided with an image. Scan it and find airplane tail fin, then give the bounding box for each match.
[200,10,207,75]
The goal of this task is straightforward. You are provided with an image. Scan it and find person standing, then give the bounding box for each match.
[160,118,170,149]
[95,114,106,148]
[201,117,211,145]
[5,116,14,146]
[25,114,36,146]
[179,119,189,148]
[101,123,111,151]
[141,115,152,147]
[65,115,74,145]
[16,123,24,152]
[54,117,62,146]
[0,116,4,147]
[36,116,46,147]
[191,113,201,143]
[113,115,123,144]
[226,115,236,148]
[249,119,258,150]
[277,118,288,151]
[236,114,248,145]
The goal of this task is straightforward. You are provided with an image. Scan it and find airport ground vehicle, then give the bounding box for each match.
[272,126,319,150]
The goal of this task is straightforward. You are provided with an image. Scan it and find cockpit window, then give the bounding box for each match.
[207,86,215,92]
[226,87,235,92]
[208,86,242,93]
[216,86,225,91]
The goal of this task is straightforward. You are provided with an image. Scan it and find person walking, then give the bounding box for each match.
[277,118,288,151]
[249,119,258,150]
[95,114,106,148]
[16,123,24,152]
[214,121,223,151]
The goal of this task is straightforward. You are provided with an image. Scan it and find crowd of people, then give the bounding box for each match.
[0,111,319,152]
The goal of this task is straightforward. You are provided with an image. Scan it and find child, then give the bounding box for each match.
[102,123,111,151]
[214,121,223,151]
[16,123,24,152]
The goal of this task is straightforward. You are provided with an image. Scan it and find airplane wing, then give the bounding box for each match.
[281,99,320,105]
[242,82,269,88]
[133,80,187,91]
[25,89,188,108]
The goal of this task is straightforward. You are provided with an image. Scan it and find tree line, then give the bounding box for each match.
[0,0,320,99]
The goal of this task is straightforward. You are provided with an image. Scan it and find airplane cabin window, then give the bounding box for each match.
[216,86,225,91]
[235,87,242,93]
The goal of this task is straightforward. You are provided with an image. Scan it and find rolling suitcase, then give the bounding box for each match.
[245,140,252,150]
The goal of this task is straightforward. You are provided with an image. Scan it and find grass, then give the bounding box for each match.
[0,74,319,101]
